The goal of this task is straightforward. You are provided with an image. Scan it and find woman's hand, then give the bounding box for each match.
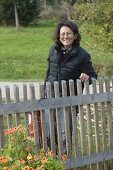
[79,73,89,82]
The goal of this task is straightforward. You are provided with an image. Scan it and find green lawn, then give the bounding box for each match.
[0,20,112,80]
[0,21,56,80]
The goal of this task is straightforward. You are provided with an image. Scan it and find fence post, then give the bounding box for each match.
[29,84,40,151]
[54,81,63,158]
[77,79,86,155]
[84,80,95,170]
[62,80,71,158]
[112,77,113,91]
[69,79,79,158]
[92,78,102,170]
[0,88,4,149]
[98,78,108,170]
[77,79,87,170]
[46,82,56,153]
[5,86,13,129]
[23,84,30,136]
[14,84,20,126]
[39,83,48,150]
[105,77,113,170]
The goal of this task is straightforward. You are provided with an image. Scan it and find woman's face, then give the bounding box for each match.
[59,26,77,49]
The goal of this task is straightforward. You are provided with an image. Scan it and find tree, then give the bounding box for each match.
[0,0,40,28]
[61,0,74,20]
[17,0,40,26]
[13,0,20,31]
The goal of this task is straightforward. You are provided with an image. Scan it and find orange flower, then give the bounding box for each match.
[23,167,29,170]
[29,168,34,170]
[11,164,18,168]
[34,155,38,161]
[16,124,23,131]
[26,146,31,152]
[38,165,44,170]
[45,151,49,156]
[0,156,8,164]
[19,158,25,164]
[23,167,34,170]
[39,150,44,157]
[4,124,22,135]
[62,154,68,160]
[27,153,32,160]
[4,168,10,170]
[4,128,13,135]
[11,127,18,133]
[28,123,34,138]
[41,157,47,164]
[48,151,55,157]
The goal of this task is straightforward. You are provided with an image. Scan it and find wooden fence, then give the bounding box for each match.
[0,77,113,169]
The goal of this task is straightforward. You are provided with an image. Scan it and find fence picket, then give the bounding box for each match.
[112,76,113,91]
[62,80,72,158]
[23,84,30,136]
[69,80,79,157]
[0,88,4,149]
[39,84,47,150]
[69,80,80,170]
[54,81,63,158]
[105,78,113,170]
[77,79,87,170]
[46,82,56,153]
[84,81,95,170]
[14,85,21,126]
[5,86,13,129]
[77,80,86,155]
[98,78,108,170]
[92,78,103,170]
[29,84,39,150]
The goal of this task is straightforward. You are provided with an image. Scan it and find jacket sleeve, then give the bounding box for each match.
[44,45,55,88]
[79,53,97,83]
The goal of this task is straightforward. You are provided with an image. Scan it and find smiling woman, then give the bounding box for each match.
[44,19,97,153]
[44,19,97,95]
[59,26,76,49]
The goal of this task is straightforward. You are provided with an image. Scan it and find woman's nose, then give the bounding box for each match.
[64,33,69,38]
[64,34,67,37]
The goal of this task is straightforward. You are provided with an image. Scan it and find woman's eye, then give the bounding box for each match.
[60,32,72,37]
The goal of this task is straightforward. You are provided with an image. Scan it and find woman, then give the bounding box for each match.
[44,20,97,152]
[44,20,97,95]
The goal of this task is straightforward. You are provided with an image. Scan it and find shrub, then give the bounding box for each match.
[72,2,113,49]
[0,125,67,170]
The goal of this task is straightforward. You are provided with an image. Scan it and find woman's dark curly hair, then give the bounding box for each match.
[53,20,81,47]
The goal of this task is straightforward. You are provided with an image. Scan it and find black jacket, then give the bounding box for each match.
[44,44,97,96]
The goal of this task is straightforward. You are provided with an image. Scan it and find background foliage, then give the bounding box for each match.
[71,1,113,77]
[0,0,113,80]
[72,1,113,48]
[0,0,40,26]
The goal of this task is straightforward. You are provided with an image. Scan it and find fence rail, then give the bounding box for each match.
[0,91,113,115]
[0,77,113,170]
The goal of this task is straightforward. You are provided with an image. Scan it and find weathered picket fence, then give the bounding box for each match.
[0,77,113,170]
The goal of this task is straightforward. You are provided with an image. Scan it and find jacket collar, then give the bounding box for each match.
[55,44,79,56]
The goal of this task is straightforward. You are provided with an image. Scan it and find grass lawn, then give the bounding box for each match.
[0,20,112,81]
[0,20,56,80]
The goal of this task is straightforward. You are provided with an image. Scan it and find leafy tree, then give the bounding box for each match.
[72,1,113,48]
[17,0,40,26]
[0,0,14,26]
[66,0,76,6]
[0,0,40,27]
[13,0,20,31]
